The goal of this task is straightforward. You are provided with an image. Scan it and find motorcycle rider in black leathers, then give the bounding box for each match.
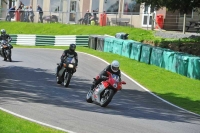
[0,29,12,61]
[56,43,78,76]
[91,60,121,90]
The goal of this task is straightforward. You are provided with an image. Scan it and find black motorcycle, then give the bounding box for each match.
[0,40,13,62]
[56,57,76,87]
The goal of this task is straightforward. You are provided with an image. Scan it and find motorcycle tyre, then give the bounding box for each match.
[6,50,12,62]
[100,89,114,107]
[56,76,62,84]
[64,72,72,87]
[86,89,93,103]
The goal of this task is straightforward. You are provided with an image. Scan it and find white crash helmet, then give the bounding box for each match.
[111,60,120,72]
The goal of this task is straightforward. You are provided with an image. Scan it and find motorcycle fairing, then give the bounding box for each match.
[58,67,66,77]
[92,81,109,103]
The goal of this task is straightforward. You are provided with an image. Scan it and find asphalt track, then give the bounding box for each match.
[0,48,200,133]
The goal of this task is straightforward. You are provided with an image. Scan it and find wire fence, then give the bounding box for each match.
[0,8,200,33]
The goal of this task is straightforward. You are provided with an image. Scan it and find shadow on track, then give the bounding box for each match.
[0,66,199,123]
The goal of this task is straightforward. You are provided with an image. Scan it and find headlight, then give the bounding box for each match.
[68,64,74,68]
[113,83,117,88]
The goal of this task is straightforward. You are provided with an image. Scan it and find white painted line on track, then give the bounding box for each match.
[0,107,76,133]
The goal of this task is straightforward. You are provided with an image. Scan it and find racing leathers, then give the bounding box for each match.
[91,65,121,89]
[56,49,78,76]
[0,34,12,60]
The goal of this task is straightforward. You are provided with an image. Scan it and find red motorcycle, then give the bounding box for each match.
[86,71,126,107]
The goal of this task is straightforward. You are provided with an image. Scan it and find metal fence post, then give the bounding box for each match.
[183,13,186,34]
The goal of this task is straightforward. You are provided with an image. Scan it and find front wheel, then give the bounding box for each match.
[100,89,115,107]
[6,50,12,62]
[63,72,72,87]
[56,76,62,84]
[86,89,93,103]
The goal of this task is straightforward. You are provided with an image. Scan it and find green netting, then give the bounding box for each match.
[187,57,200,80]
[112,38,124,55]
[140,44,153,64]
[104,37,115,53]
[150,47,167,67]
[129,41,142,61]
[121,40,134,58]
[161,50,176,70]
[171,53,190,76]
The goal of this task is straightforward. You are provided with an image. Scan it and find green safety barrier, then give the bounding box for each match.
[130,41,143,61]
[104,37,114,53]
[121,40,134,58]
[10,34,18,45]
[150,47,167,67]
[171,53,189,76]
[161,50,176,71]
[76,35,89,45]
[112,38,124,55]
[140,44,153,64]
[36,35,55,46]
[187,57,200,79]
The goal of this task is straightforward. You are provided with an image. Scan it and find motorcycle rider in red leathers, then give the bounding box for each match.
[91,60,121,90]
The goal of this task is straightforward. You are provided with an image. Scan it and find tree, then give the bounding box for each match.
[136,0,200,14]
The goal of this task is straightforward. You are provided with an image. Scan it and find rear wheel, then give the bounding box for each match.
[100,89,115,107]
[64,72,72,87]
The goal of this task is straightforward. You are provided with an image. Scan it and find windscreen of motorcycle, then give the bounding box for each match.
[1,40,7,45]
[65,57,75,64]
[111,74,119,82]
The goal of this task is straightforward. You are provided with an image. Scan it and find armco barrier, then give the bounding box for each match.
[76,35,89,45]
[54,35,76,46]
[10,34,17,45]
[17,35,36,46]
[10,34,88,46]
[36,35,55,46]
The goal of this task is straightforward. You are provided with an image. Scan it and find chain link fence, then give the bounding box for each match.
[0,8,200,33]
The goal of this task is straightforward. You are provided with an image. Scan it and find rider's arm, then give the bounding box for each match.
[60,50,67,63]
[99,65,109,79]
[74,52,78,66]
[7,35,12,42]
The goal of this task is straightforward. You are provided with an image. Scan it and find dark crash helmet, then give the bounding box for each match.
[69,43,76,51]
[1,29,6,35]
